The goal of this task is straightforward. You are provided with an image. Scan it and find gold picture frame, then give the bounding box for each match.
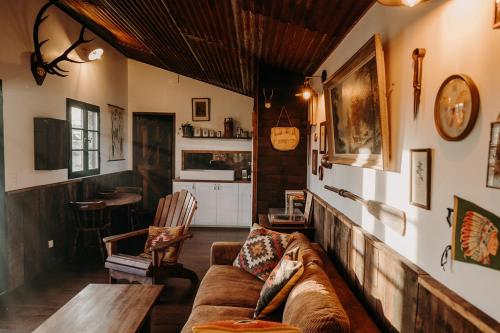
[494,0,500,29]
[323,34,390,170]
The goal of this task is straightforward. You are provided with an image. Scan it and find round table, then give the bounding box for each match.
[91,193,143,232]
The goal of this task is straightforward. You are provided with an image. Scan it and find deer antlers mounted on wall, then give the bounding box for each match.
[31,0,94,85]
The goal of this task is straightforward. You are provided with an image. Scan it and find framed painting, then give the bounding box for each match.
[312,149,318,175]
[323,34,390,170]
[319,121,327,154]
[494,0,500,29]
[410,149,431,209]
[452,196,499,270]
[108,104,125,161]
[192,98,210,121]
[486,121,500,189]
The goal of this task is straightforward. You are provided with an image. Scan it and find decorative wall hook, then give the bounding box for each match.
[321,153,332,169]
[263,88,274,109]
[412,48,426,119]
[440,245,452,271]
[446,207,453,227]
[31,0,94,85]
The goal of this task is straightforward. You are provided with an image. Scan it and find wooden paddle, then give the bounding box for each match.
[324,185,406,235]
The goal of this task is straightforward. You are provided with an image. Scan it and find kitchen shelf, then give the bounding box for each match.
[182,136,251,140]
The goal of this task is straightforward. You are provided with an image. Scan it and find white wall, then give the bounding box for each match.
[308,0,500,320]
[127,60,253,177]
[0,0,129,191]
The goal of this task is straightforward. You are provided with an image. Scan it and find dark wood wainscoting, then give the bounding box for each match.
[308,190,500,333]
[4,171,135,291]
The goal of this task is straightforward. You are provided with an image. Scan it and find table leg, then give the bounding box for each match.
[138,311,151,333]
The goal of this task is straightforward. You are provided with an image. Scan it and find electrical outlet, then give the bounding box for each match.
[48,240,54,248]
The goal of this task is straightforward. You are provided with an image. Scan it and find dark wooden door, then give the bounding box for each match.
[133,114,174,212]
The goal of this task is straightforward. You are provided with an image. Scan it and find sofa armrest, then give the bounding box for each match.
[210,242,244,266]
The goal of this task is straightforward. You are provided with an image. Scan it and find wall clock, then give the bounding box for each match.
[434,74,479,141]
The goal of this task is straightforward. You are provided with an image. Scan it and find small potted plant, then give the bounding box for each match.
[180,122,194,137]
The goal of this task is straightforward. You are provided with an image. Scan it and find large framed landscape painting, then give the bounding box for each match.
[323,34,390,170]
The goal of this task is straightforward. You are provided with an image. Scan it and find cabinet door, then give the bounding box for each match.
[216,183,239,226]
[238,183,252,227]
[195,183,217,226]
[172,181,195,194]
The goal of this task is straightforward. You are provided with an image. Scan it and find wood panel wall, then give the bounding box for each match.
[308,190,500,333]
[254,65,308,215]
[4,171,134,291]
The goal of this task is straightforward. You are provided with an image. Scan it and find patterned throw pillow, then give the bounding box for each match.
[140,225,184,262]
[192,320,301,332]
[233,225,289,281]
[254,247,304,319]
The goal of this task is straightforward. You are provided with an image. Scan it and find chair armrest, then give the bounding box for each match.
[210,242,244,266]
[103,228,148,244]
[149,233,193,252]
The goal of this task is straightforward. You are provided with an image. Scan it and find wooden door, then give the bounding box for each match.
[133,114,174,212]
[194,183,217,225]
[216,183,239,226]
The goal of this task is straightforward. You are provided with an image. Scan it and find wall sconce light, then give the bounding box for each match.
[377,0,427,7]
[296,71,327,100]
[87,48,104,61]
[31,0,96,86]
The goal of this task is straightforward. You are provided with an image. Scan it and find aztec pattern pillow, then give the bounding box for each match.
[254,247,304,319]
[233,225,289,281]
[140,225,184,262]
[192,320,301,333]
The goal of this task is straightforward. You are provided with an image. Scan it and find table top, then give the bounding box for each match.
[92,192,142,207]
[259,214,314,230]
[33,284,163,333]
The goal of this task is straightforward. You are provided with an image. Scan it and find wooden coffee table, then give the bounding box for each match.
[33,284,163,333]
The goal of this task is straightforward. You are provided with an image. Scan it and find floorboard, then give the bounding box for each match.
[0,227,249,333]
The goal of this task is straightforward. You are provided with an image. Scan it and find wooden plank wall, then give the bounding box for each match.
[5,171,134,291]
[255,65,308,215]
[308,190,500,333]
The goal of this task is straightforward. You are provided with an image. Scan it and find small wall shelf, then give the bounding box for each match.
[182,136,251,140]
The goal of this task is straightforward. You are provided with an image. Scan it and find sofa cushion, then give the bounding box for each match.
[233,224,290,281]
[140,225,184,262]
[192,320,301,333]
[254,247,304,319]
[181,305,254,333]
[193,265,264,309]
[283,263,350,333]
[287,232,324,267]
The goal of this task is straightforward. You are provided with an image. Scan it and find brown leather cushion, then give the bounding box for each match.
[287,232,324,267]
[283,263,350,333]
[193,265,264,309]
[181,305,254,333]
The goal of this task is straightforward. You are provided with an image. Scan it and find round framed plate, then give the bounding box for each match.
[434,74,479,141]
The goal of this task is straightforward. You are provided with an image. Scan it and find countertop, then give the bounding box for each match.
[173,178,251,184]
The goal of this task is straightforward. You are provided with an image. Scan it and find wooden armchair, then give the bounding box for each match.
[103,190,198,285]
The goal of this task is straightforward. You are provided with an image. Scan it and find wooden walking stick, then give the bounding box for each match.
[324,185,406,235]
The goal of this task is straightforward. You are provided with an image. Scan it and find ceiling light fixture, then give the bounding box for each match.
[88,48,104,61]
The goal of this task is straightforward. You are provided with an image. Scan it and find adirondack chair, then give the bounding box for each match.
[103,190,198,285]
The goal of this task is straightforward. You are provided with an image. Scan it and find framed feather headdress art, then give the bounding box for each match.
[452,196,499,269]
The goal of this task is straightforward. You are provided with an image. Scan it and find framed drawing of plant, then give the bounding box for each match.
[323,34,390,170]
[410,149,431,209]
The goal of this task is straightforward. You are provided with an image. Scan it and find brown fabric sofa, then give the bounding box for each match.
[181,233,380,333]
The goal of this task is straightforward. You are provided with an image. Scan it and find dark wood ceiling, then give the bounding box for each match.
[57,0,374,96]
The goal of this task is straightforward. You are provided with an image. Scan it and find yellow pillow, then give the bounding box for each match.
[141,225,184,262]
[192,320,301,333]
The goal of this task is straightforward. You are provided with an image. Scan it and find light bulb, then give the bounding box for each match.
[88,48,104,61]
[302,90,311,100]
[402,0,420,7]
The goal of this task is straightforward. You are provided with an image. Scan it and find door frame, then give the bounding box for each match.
[132,112,176,194]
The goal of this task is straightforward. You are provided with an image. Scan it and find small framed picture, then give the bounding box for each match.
[202,128,209,137]
[193,127,201,137]
[410,149,432,209]
[319,121,327,154]
[192,98,210,121]
[486,121,500,189]
[312,149,318,175]
[494,0,500,29]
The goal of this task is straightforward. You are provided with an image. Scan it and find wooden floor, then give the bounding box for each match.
[0,227,249,333]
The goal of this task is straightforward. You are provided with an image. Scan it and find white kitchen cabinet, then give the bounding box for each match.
[172,180,252,227]
[216,183,239,226]
[237,183,252,227]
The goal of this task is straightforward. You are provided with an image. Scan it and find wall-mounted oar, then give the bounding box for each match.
[324,185,406,236]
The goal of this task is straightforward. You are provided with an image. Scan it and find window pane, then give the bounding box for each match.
[88,111,98,131]
[71,107,83,128]
[72,130,83,149]
[72,151,84,172]
[88,131,99,150]
[88,151,99,170]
